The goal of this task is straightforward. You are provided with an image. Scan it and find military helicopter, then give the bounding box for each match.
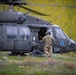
[0,0,76,55]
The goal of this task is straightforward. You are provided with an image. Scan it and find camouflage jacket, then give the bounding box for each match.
[42,35,55,46]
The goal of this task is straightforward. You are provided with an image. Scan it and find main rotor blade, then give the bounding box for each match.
[19,5,50,16]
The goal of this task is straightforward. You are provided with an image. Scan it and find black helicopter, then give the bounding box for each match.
[0,0,76,55]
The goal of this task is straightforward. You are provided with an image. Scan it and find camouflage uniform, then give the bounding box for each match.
[42,34,55,57]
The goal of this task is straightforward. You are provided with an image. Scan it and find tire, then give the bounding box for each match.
[11,52,20,55]
[32,50,42,56]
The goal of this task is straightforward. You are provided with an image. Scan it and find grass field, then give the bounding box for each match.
[0,52,76,75]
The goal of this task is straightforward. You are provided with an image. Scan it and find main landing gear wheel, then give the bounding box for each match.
[32,50,42,57]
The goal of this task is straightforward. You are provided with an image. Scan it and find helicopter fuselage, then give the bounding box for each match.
[0,13,76,54]
[0,23,76,53]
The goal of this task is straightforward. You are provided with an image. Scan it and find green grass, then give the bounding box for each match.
[0,52,76,75]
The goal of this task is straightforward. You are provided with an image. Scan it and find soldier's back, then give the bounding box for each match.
[44,35,53,45]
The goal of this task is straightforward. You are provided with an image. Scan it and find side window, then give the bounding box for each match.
[20,27,30,40]
[7,27,17,40]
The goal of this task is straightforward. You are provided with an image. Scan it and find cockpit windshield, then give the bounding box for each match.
[55,28,67,39]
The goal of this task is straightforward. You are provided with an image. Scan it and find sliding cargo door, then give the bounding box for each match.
[15,26,31,52]
[2,26,17,50]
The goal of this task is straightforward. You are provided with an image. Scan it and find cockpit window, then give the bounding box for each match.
[20,27,30,40]
[55,28,66,39]
[7,27,17,40]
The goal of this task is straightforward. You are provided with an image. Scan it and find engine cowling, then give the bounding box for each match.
[0,12,27,24]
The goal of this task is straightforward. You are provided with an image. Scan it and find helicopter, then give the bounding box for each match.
[0,0,76,55]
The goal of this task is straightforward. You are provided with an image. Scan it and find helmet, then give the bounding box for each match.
[45,31,51,35]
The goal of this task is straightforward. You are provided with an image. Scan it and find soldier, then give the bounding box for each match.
[42,31,55,57]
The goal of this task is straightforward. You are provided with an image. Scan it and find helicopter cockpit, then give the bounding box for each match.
[46,25,68,40]
[35,25,76,53]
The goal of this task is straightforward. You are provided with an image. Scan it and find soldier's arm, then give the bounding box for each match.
[42,37,45,42]
[52,37,55,43]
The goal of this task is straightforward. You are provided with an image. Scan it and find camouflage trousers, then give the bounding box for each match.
[44,45,52,57]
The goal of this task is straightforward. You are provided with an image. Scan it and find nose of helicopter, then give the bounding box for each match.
[73,42,76,51]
